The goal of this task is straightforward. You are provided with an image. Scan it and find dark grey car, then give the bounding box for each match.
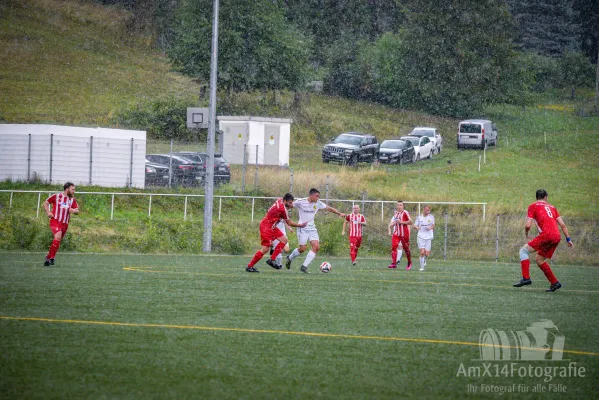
[145,154,205,186]
[322,132,379,166]
[377,139,416,164]
[174,152,231,185]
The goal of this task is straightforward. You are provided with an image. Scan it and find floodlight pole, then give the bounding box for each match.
[203,0,220,252]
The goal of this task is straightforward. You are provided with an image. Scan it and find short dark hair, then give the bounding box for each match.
[283,193,294,202]
[64,182,75,190]
[396,200,404,204]
[536,189,548,200]
[309,188,320,195]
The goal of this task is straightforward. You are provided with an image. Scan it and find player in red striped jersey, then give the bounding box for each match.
[342,205,366,266]
[246,193,307,273]
[514,189,574,292]
[43,182,79,266]
[388,201,413,270]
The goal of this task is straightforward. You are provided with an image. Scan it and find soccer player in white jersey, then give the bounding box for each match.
[285,188,345,273]
[414,205,435,271]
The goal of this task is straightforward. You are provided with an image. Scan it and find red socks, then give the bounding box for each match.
[248,250,264,268]
[271,242,285,261]
[47,239,61,259]
[520,259,531,279]
[539,262,558,284]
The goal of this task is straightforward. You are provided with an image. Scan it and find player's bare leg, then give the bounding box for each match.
[45,230,63,266]
[276,243,290,267]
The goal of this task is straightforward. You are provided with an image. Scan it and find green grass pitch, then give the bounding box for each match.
[1,253,597,398]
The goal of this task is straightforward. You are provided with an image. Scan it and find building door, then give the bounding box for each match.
[264,125,280,165]
[221,122,248,165]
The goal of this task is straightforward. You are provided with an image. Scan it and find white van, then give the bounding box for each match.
[457,119,497,149]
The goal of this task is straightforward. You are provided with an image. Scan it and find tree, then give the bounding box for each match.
[508,0,580,57]
[558,50,595,98]
[169,0,311,94]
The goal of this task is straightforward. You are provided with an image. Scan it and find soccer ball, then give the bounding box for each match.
[319,261,332,273]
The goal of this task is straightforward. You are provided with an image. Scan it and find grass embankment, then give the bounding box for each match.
[1,0,598,263]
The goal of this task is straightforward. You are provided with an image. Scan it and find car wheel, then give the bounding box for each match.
[457,143,461,150]
[323,159,329,163]
[437,146,442,154]
[482,140,488,150]
[398,156,403,165]
[350,154,359,166]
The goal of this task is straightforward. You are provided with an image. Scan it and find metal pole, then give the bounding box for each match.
[49,134,53,184]
[9,192,13,209]
[184,196,188,221]
[325,175,329,204]
[89,136,93,185]
[290,168,294,193]
[483,204,486,221]
[168,139,173,187]
[36,193,41,218]
[254,144,259,191]
[381,201,384,221]
[241,144,247,194]
[148,195,152,217]
[27,134,31,181]
[129,138,134,188]
[202,0,220,252]
[478,155,481,172]
[251,198,255,222]
[110,194,114,220]
[483,146,486,164]
[218,197,222,221]
[418,202,421,216]
[361,192,366,211]
[443,212,448,260]
[495,214,500,262]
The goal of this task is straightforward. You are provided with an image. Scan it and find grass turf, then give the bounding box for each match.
[1,253,598,398]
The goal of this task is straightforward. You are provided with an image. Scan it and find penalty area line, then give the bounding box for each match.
[1,316,598,357]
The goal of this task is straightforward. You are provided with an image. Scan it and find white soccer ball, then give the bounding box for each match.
[320,261,332,273]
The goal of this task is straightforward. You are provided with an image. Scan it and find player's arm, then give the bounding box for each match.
[414,217,420,231]
[69,199,79,215]
[342,219,347,235]
[360,216,366,226]
[43,200,53,218]
[556,217,574,247]
[524,218,534,239]
[388,218,395,234]
[325,205,345,218]
[285,218,307,228]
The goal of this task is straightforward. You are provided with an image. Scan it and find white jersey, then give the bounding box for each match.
[293,198,327,230]
[415,214,435,240]
[275,220,287,235]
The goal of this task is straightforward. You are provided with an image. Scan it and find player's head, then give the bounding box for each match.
[352,205,360,214]
[63,182,75,197]
[308,188,320,201]
[423,205,430,215]
[396,201,404,211]
[283,192,294,208]
[536,189,548,201]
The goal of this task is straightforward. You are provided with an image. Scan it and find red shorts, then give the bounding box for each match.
[349,236,362,249]
[259,222,284,247]
[50,219,69,237]
[528,234,561,259]
[392,235,409,249]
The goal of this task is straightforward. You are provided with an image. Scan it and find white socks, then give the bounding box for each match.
[396,250,403,265]
[276,252,283,265]
[289,248,301,261]
[304,251,317,267]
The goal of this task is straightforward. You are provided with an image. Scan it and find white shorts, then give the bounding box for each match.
[417,237,432,251]
[273,224,287,247]
[297,227,319,246]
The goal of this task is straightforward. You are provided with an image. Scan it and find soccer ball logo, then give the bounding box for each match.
[320,261,332,273]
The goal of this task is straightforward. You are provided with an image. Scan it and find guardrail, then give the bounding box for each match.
[0,190,487,222]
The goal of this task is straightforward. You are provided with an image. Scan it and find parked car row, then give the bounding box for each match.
[322,119,497,166]
[145,152,231,187]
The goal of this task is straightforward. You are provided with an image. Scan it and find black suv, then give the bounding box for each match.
[174,152,231,185]
[145,154,205,186]
[322,132,379,166]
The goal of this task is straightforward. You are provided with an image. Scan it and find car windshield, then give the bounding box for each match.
[460,124,482,133]
[380,140,404,149]
[333,134,363,145]
[412,129,434,137]
[402,137,420,146]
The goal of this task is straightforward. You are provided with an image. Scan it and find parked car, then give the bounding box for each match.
[409,127,443,154]
[144,159,171,187]
[322,132,379,166]
[145,154,205,186]
[457,119,498,149]
[377,139,416,164]
[174,152,231,185]
[400,136,434,161]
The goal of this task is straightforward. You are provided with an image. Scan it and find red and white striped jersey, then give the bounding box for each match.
[345,213,365,237]
[47,193,78,224]
[391,210,411,238]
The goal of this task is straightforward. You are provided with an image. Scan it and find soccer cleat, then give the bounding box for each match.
[246,267,260,273]
[388,263,397,269]
[300,265,310,274]
[513,278,532,287]
[546,282,562,292]
[419,266,424,271]
[285,255,292,270]
[266,259,282,270]
[406,263,412,271]
[352,261,357,266]
[43,259,50,267]
[423,259,427,267]
[50,258,55,266]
